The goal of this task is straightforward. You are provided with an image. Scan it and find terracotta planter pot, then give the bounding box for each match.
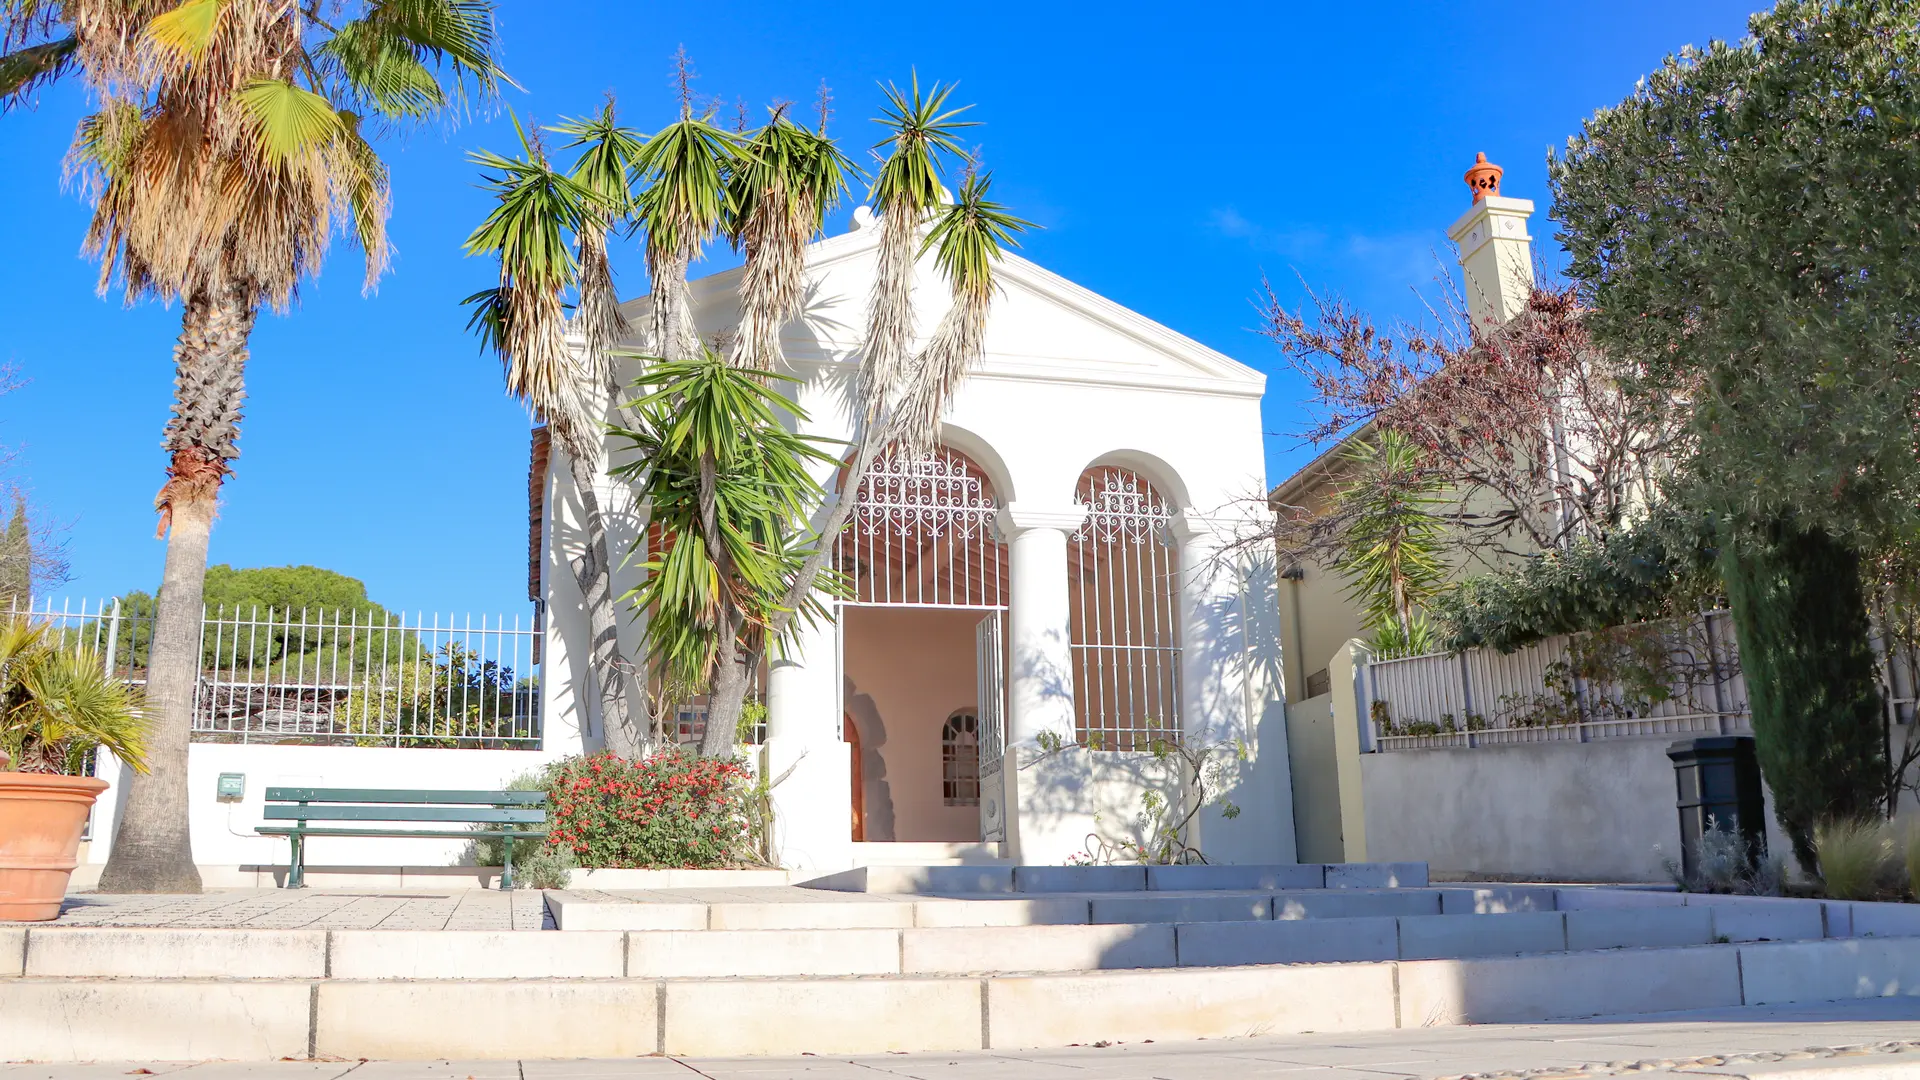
[0,770,109,921]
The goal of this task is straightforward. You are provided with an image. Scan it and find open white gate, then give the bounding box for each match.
[975,612,1007,843]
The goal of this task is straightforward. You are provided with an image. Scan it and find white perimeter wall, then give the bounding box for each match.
[85,742,582,869]
[1359,739,1795,883]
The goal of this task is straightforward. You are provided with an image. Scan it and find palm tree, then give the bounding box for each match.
[463,107,652,757]
[1,0,505,892]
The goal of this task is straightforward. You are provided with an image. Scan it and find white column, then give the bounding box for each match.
[1173,513,1244,744]
[997,502,1088,864]
[764,600,850,873]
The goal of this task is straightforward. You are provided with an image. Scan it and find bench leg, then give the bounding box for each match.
[288,833,306,889]
[501,832,516,891]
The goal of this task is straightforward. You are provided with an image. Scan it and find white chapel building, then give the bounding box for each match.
[536,207,1295,871]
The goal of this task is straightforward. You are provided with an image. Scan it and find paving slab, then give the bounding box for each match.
[910,896,1090,927]
[1739,936,1920,1006]
[1174,914,1399,966]
[328,929,623,979]
[24,927,326,979]
[1398,944,1744,1025]
[903,923,1174,973]
[1398,911,1568,960]
[629,928,900,977]
[1274,888,1442,919]
[1565,906,1716,951]
[314,980,660,1059]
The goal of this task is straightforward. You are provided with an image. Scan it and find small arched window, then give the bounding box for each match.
[942,711,980,806]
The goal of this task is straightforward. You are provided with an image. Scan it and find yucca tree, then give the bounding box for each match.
[694,79,1028,757]
[610,353,835,727]
[2,0,505,892]
[632,84,736,364]
[463,107,652,757]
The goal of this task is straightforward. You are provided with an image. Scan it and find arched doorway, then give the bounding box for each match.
[1068,466,1182,751]
[835,445,1007,842]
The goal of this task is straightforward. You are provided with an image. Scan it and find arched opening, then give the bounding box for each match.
[1068,465,1182,750]
[835,444,1007,842]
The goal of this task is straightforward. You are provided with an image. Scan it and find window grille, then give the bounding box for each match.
[1069,467,1182,751]
[942,710,981,805]
[836,446,1007,609]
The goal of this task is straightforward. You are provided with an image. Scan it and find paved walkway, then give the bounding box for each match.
[41,890,550,930]
[2,1000,1916,1079]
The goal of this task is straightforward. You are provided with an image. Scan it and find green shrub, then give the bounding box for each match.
[1660,816,1784,896]
[1814,818,1899,901]
[459,766,574,888]
[546,748,754,869]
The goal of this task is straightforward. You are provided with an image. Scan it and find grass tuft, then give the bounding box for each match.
[1814,817,1897,901]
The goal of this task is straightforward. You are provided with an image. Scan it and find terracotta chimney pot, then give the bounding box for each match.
[1465,152,1503,203]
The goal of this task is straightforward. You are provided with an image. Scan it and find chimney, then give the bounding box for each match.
[1445,153,1535,330]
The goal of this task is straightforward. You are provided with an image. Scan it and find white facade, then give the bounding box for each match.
[542,213,1294,870]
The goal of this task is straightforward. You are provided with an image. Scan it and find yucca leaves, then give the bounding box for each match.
[611,351,838,699]
[552,102,648,371]
[633,112,737,362]
[727,109,855,369]
[895,168,1031,450]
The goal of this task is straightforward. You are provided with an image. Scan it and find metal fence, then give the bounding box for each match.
[16,598,541,749]
[1362,608,1920,752]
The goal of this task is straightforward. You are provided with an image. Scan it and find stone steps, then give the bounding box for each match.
[797,860,1426,894]
[6,936,1920,1060]
[0,900,1871,981]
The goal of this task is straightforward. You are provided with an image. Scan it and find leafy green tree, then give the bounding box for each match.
[1549,0,1920,865]
[113,564,409,675]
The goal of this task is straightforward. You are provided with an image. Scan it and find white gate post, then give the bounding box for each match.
[764,600,849,873]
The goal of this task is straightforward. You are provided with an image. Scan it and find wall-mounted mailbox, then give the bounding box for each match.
[216,772,246,802]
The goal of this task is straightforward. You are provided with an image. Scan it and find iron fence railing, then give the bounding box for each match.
[15,598,541,749]
[1362,608,1920,752]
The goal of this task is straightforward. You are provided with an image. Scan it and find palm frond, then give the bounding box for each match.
[861,74,977,425]
[894,169,1031,450]
[142,0,224,63]
[633,112,737,360]
[234,78,346,164]
[0,34,76,109]
[552,100,646,378]
[727,112,856,369]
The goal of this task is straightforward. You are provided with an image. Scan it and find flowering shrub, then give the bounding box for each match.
[546,748,754,868]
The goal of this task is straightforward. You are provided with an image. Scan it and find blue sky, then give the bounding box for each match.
[0,0,1760,616]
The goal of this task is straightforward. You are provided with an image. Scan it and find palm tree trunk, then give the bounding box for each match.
[562,448,647,758]
[99,286,255,893]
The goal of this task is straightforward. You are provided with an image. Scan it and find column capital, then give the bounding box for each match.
[996,502,1088,537]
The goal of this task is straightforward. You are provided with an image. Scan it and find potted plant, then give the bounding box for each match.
[0,620,149,920]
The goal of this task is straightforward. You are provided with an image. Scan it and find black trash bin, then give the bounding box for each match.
[1666,736,1767,879]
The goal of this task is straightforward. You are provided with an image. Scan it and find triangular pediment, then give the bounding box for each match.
[625,223,1265,400]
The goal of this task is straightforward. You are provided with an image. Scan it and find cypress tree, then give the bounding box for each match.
[0,501,30,613]
[1720,519,1887,870]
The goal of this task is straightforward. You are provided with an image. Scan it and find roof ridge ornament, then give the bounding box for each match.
[1465,152,1503,203]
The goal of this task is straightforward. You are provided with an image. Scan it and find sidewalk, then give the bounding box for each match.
[2,998,1915,1080]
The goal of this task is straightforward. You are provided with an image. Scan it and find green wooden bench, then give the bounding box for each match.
[259,787,549,890]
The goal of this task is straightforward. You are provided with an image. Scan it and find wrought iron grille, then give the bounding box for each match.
[10,598,541,748]
[836,446,1007,609]
[1069,467,1183,751]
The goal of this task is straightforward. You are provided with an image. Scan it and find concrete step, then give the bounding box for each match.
[844,841,1010,866]
[3,901,1858,982]
[797,860,1429,894]
[6,935,1919,1061]
[545,884,1557,931]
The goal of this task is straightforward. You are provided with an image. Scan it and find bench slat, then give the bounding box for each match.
[261,805,546,824]
[258,827,550,840]
[264,787,546,806]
